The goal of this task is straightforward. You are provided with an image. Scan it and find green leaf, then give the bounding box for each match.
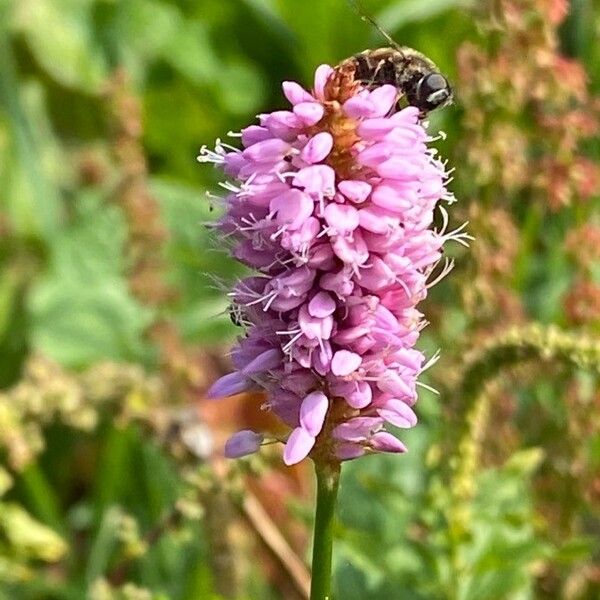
[85,506,124,585]
[28,192,153,367]
[12,0,108,93]
[377,0,473,30]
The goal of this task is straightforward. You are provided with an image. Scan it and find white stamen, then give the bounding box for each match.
[426,257,454,288]
[416,380,439,395]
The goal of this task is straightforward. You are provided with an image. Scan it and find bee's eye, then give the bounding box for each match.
[416,73,451,109]
[422,73,447,93]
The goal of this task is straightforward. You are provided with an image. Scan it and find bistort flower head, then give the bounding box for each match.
[199,63,468,465]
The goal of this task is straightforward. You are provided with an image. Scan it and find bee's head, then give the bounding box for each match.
[414,72,453,112]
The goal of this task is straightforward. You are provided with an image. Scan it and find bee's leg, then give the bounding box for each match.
[355,59,387,89]
[367,59,386,89]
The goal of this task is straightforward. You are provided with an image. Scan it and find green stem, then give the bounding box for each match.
[310,460,341,600]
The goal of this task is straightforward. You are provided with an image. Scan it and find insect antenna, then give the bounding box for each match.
[348,0,404,55]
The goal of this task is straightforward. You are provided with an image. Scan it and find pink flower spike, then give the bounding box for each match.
[299,391,329,436]
[224,430,264,458]
[331,350,362,376]
[283,427,316,465]
[282,81,315,105]
[300,132,334,164]
[200,63,460,465]
[308,291,336,318]
[369,431,408,453]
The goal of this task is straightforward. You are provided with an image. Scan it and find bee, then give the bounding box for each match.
[340,2,453,115]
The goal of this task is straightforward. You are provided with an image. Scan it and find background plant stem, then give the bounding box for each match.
[310,460,341,600]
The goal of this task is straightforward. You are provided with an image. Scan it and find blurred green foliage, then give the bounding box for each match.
[0,0,599,599]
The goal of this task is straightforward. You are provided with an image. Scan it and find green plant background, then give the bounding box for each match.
[1,0,599,599]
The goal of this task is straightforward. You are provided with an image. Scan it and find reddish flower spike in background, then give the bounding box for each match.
[198,63,468,466]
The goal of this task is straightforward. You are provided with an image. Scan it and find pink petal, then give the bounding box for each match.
[293,102,325,126]
[312,341,333,375]
[308,291,336,318]
[336,442,366,461]
[270,189,314,229]
[357,118,399,140]
[371,182,416,212]
[298,305,333,341]
[282,81,315,105]
[369,431,407,453]
[391,106,420,124]
[346,380,373,409]
[343,95,377,118]
[241,125,272,147]
[377,371,416,402]
[377,399,418,428]
[243,138,290,162]
[307,246,336,271]
[207,372,252,399]
[319,269,355,298]
[324,203,360,232]
[261,110,301,140]
[283,427,315,465]
[358,256,396,292]
[367,85,398,116]
[293,165,336,197]
[332,416,383,442]
[331,350,362,376]
[358,142,398,168]
[241,348,282,375]
[338,180,372,204]
[389,348,424,371]
[300,132,333,164]
[331,233,369,267]
[281,216,321,252]
[299,391,329,436]
[358,206,400,234]
[376,157,423,180]
[224,430,264,458]
[313,64,334,99]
